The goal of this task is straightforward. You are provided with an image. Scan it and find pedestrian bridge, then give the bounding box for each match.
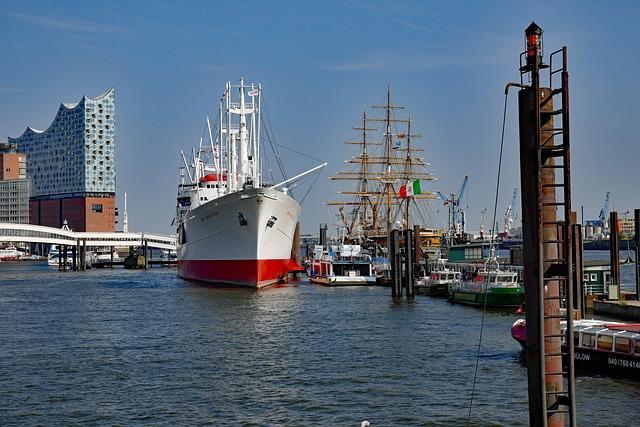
[0,223,176,250]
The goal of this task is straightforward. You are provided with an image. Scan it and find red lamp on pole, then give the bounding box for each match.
[525,21,544,69]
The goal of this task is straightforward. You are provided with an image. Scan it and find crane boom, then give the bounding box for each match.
[598,191,611,224]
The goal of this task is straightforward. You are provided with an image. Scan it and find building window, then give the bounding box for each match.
[92,204,103,213]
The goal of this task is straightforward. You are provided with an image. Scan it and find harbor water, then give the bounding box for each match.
[1,257,639,426]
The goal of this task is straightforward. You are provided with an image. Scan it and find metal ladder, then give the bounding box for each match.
[538,47,577,426]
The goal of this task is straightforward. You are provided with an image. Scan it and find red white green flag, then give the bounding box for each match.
[400,179,422,198]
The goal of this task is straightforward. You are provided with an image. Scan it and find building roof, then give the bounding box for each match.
[8,88,115,140]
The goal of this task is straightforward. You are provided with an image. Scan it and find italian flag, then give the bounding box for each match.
[400,179,421,198]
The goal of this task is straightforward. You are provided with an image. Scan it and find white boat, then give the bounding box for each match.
[47,245,73,267]
[175,78,325,288]
[160,249,177,262]
[0,245,21,261]
[306,244,377,286]
[93,247,121,267]
[415,257,461,297]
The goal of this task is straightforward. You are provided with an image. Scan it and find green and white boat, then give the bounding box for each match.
[449,258,524,308]
[416,257,461,297]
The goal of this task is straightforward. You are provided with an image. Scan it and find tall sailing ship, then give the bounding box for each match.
[328,86,443,255]
[175,78,323,288]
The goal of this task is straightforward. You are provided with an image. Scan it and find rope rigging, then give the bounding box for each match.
[466,91,510,426]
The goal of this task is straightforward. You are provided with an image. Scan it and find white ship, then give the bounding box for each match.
[175,78,324,288]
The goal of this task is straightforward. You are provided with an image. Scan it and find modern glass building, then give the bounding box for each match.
[8,89,116,231]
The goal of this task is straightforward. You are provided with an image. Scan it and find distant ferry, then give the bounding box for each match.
[174,78,324,288]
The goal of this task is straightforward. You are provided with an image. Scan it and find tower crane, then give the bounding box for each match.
[437,175,469,240]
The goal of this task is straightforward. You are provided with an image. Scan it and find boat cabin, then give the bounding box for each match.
[564,320,640,356]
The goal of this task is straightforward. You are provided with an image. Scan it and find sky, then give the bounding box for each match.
[1,0,639,236]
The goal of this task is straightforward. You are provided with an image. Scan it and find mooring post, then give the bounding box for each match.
[571,223,584,318]
[635,209,640,300]
[405,228,415,298]
[413,224,422,276]
[81,239,87,271]
[292,222,301,278]
[144,240,149,269]
[319,223,327,247]
[72,242,78,271]
[390,229,402,298]
[62,245,68,272]
[110,246,114,268]
[609,211,620,300]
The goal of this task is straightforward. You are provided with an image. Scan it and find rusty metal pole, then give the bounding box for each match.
[518,22,567,426]
[540,86,564,427]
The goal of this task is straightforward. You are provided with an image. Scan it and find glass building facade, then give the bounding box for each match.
[8,89,117,231]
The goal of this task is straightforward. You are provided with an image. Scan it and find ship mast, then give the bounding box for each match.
[329,85,437,243]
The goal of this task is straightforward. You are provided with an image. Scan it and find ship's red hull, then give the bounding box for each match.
[178,258,290,288]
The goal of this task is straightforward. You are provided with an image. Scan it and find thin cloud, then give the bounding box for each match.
[196,64,241,72]
[321,55,504,72]
[4,11,126,34]
[0,87,30,94]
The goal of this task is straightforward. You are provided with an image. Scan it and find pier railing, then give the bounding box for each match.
[0,223,176,250]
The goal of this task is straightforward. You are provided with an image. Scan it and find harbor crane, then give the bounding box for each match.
[503,188,518,237]
[479,208,488,240]
[437,175,469,240]
[598,191,611,230]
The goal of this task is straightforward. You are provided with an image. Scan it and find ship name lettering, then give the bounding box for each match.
[574,352,589,361]
[201,211,219,221]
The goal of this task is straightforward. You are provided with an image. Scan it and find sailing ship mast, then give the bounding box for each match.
[328,85,437,243]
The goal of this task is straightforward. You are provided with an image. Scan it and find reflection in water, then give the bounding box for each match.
[0,260,638,425]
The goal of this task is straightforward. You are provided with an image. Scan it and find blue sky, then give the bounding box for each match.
[1,1,639,235]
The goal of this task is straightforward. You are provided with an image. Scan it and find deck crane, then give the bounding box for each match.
[437,175,469,241]
[503,188,518,237]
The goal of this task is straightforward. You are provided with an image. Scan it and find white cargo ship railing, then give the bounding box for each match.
[0,223,176,250]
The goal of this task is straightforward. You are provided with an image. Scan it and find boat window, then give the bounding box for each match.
[597,334,613,351]
[590,273,597,282]
[582,333,595,348]
[583,274,589,282]
[615,336,631,353]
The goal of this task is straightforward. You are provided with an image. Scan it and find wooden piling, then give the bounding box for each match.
[610,211,620,299]
[405,228,414,298]
[390,229,402,298]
